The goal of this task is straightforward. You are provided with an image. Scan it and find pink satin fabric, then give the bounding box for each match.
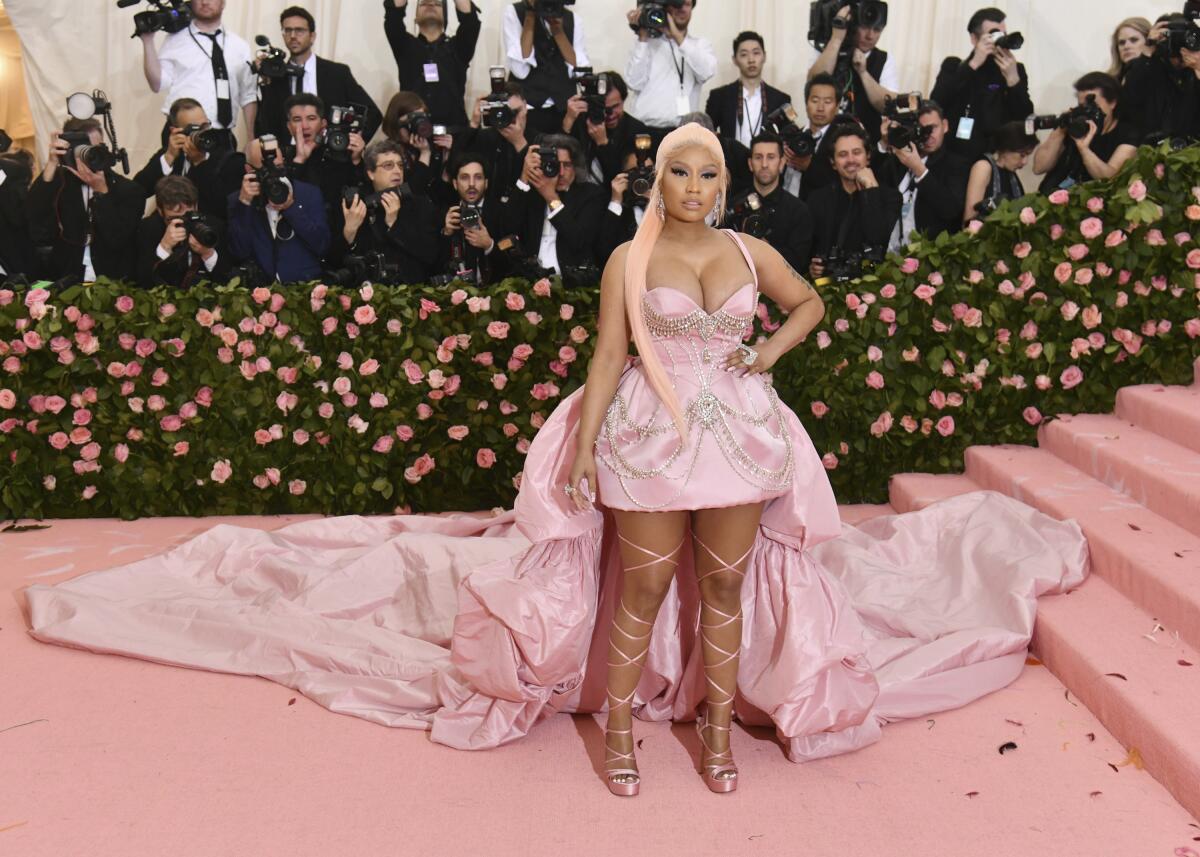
[25,377,1089,761]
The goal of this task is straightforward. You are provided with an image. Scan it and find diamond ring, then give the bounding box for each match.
[564,484,577,497]
[737,344,758,366]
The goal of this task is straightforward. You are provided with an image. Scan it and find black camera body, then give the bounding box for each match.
[482,66,516,130]
[178,211,219,248]
[882,93,933,150]
[536,0,575,19]
[323,105,364,161]
[1150,4,1200,57]
[808,0,888,49]
[120,0,192,38]
[251,35,304,82]
[726,190,769,239]
[254,136,290,206]
[573,67,609,124]
[989,30,1025,51]
[632,0,685,37]
[59,131,116,173]
[459,202,484,230]
[1028,95,1106,140]
[824,244,884,282]
[181,123,224,153]
[537,144,561,178]
[765,103,817,157]
[357,184,414,213]
[402,110,433,141]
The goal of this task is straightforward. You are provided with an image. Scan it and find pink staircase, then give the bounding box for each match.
[887,359,1200,821]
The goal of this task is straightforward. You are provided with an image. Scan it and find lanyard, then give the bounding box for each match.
[737,86,764,138]
[668,41,686,92]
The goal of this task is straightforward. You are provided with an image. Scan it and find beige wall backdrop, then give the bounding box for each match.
[3,0,1184,168]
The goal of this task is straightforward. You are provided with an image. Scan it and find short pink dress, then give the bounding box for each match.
[595,229,794,511]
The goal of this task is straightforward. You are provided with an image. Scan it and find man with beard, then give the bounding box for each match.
[562,71,650,185]
[738,132,812,274]
[257,6,380,143]
[705,31,792,149]
[385,0,482,128]
[438,154,505,283]
[624,0,716,136]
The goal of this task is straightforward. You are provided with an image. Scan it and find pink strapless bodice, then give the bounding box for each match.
[594,280,796,511]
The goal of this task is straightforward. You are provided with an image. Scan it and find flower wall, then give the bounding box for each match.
[1,144,1199,518]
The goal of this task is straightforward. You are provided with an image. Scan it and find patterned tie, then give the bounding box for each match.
[202,31,233,127]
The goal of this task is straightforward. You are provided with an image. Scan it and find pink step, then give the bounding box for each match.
[1039,414,1200,539]
[966,444,1200,652]
[1031,574,1200,821]
[1115,383,1200,455]
[887,473,980,513]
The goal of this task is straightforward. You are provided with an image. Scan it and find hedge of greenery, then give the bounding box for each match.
[1,143,1199,518]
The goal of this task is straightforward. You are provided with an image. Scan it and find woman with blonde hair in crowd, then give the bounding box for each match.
[1108,17,1153,81]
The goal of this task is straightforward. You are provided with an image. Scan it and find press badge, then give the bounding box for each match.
[423,63,440,83]
[216,79,230,100]
[956,116,974,141]
[675,94,690,117]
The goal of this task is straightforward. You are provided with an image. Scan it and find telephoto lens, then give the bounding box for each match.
[181,211,219,248]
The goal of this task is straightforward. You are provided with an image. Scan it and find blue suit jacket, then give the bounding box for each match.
[227,179,330,282]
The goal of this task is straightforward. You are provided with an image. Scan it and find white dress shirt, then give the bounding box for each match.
[156,24,257,129]
[80,185,95,282]
[625,34,717,128]
[888,157,928,252]
[156,242,220,272]
[300,53,318,95]
[501,6,590,108]
[734,84,765,149]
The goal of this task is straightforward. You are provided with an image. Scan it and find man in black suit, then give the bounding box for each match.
[562,71,650,186]
[930,7,1034,161]
[257,6,381,144]
[437,153,506,284]
[133,98,245,220]
[385,0,482,128]
[706,31,792,149]
[737,132,812,274]
[597,145,653,264]
[501,133,604,274]
[458,82,533,203]
[807,124,900,282]
[281,94,367,228]
[0,147,34,279]
[136,176,230,289]
[875,99,970,248]
[779,73,842,202]
[26,119,144,283]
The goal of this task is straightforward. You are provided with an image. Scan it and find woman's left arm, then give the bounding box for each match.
[723,234,825,377]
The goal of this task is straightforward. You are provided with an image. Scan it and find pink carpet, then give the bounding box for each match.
[4,515,1197,857]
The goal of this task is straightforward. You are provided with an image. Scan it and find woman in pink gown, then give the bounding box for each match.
[25,126,1089,799]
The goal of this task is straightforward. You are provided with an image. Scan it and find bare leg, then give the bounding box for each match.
[603,509,689,793]
[690,503,763,788]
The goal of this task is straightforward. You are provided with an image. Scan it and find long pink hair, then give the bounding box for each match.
[623,123,729,443]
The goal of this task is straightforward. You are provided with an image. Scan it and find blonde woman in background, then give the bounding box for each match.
[1108,17,1153,82]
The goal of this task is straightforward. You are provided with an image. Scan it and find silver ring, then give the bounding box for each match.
[563,484,577,497]
[737,344,758,366]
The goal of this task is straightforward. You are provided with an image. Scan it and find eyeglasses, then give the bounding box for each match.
[374,159,405,171]
[282,27,311,36]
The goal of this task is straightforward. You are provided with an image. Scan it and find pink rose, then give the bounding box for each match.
[289,480,307,496]
[512,343,534,360]
[395,425,414,441]
[811,401,829,418]
[533,278,552,297]
[419,298,441,319]
[1081,305,1102,330]
[1067,243,1089,261]
[913,284,936,304]
[0,389,14,410]
[487,321,510,339]
[1019,207,1037,225]
[359,358,380,376]
[879,307,896,323]
[115,295,134,313]
[865,371,885,390]
[845,293,861,310]
[1060,301,1080,321]
[929,390,947,410]
[1023,407,1043,426]
[159,414,183,432]
[1053,262,1073,284]
[1187,249,1200,270]
[476,448,497,469]
[1079,218,1103,240]
[1050,224,1064,240]
[1013,242,1031,259]
[354,305,377,325]
[1128,179,1147,201]
[899,257,919,274]
[879,283,897,299]
[135,338,157,358]
[962,308,983,328]
[373,435,394,453]
[369,392,389,409]
[492,373,508,390]
[1185,318,1200,339]
[1074,268,1094,286]
[1105,230,1127,248]
[816,331,832,349]
[318,402,335,419]
[49,432,70,450]
[1048,189,1069,205]
[1025,343,1043,359]
[211,459,232,483]
[935,416,955,437]
[822,453,839,470]
[505,292,526,311]
[416,403,433,420]
[870,411,894,437]
[867,346,883,362]
[1060,366,1084,390]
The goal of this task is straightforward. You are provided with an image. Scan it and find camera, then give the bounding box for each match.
[59,132,117,173]
[1026,94,1106,141]
[459,202,484,230]
[355,184,414,213]
[625,134,656,204]
[180,123,224,153]
[254,135,291,206]
[631,0,685,38]
[765,103,818,158]
[482,66,516,130]
[117,0,192,38]
[808,0,888,49]
[882,92,933,150]
[1149,3,1200,56]
[324,105,365,160]
[573,67,608,124]
[536,0,575,20]
[823,244,883,282]
[725,190,768,238]
[174,211,219,248]
[988,30,1024,51]
[334,252,402,286]
[402,110,434,141]
[537,144,561,178]
[64,89,130,174]
[250,35,304,83]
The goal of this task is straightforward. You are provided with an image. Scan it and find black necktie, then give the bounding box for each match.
[202,31,233,127]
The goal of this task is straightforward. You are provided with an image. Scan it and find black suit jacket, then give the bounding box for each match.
[705,81,793,142]
[500,181,605,272]
[0,155,33,278]
[26,169,144,282]
[133,149,246,221]
[930,56,1035,161]
[135,212,231,289]
[757,186,813,274]
[875,146,971,240]
[807,183,901,261]
[257,56,382,144]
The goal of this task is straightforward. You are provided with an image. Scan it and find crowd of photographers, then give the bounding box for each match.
[2,0,1200,290]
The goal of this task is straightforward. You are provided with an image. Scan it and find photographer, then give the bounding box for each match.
[257,7,381,144]
[1110,18,1153,83]
[1120,14,1200,142]
[0,146,35,278]
[460,81,532,201]
[334,140,439,284]
[26,119,144,283]
[1032,72,1139,193]
[283,94,367,220]
[706,31,792,149]
[624,0,717,134]
[140,0,257,138]
[779,73,841,200]
[597,143,655,262]
[500,133,604,274]
[737,132,813,273]
[806,124,900,282]
[438,154,504,283]
[136,176,229,289]
[503,0,590,137]
[930,7,1034,160]
[875,99,970,246]
[385,0,481,129]
[807,3,900,144]
[962,120,1037,227]
[382,91,456,198]
[226,136,329,282]
[563,71,650,185]
[133,97,245,219]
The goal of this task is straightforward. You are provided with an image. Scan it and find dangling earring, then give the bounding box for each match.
[711,194,723,222]
[656,195,666,221]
